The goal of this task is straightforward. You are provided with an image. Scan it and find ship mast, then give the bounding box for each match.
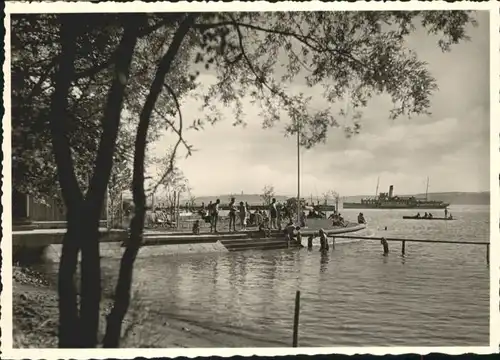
[425,177,430,201]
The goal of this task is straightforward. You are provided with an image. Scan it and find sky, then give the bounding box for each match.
[150,11,490,198]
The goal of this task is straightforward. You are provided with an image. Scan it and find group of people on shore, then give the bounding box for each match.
[195,197,307,233]
[146,208,173,227]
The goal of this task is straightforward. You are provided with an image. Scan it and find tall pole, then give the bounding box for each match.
[297,120,301,225]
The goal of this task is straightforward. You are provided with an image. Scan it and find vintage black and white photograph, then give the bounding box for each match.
[2,1,496,355]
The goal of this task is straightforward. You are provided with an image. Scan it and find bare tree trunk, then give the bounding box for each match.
[103,14,197,348]
[49,16,85,348]
[75,15,144,348]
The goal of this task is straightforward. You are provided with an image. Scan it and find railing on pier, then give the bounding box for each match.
[330,235,490,264]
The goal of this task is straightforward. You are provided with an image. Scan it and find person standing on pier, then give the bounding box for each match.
[276,202,283,230]
[444,208,448,218]
[211,199,220,233]
[238,201,247,231]
[269,198,278,229]
[228,197,237,232]
[199,202,206,217]
[253,209,262,226]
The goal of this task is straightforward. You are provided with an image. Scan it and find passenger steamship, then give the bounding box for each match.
[342,184,449,210]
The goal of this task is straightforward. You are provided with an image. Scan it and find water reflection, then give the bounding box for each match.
[320,252,329,273]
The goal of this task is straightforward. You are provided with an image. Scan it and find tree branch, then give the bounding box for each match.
[230,18,290,107]
[161,82,192,152]
[74,15,181,80]
[103,13,198,348]
[25,57,58,102]
[196,19,367,71]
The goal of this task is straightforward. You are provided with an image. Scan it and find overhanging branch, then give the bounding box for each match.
[195,18,367,72]
[231,18,284,102]
[75,16,178,80]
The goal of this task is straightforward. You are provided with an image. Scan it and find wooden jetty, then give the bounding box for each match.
[330,234,490,264]
[12,223,366,256]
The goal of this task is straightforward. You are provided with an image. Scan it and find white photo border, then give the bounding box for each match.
[2,1,498,359]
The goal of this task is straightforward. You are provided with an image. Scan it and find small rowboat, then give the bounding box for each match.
[402,216,455,221]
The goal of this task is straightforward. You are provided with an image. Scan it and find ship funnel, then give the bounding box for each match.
[389,185,394,198]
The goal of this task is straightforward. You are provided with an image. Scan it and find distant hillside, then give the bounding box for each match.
[414,192,490,205]
[191,192,490,206]
[193,194,289,206]
[341,192,490,205]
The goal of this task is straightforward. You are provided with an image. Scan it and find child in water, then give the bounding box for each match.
[319,228,329,251]
[295,226,304,248]
[192,220,200,235]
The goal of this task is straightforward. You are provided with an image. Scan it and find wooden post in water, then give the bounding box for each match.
[486,243,490,265]
[292,290,301,347]
[402,240,406,256]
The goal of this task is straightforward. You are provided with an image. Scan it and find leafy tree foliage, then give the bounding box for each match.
[191,11,476,147]
[11,14,194,198]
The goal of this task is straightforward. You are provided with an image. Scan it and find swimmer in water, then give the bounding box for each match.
[192,220,200,235]
[319,228,329,251]
[307,234,314,249]
[381,237,389,256]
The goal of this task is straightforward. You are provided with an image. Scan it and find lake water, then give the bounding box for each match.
[46,205,492,347]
